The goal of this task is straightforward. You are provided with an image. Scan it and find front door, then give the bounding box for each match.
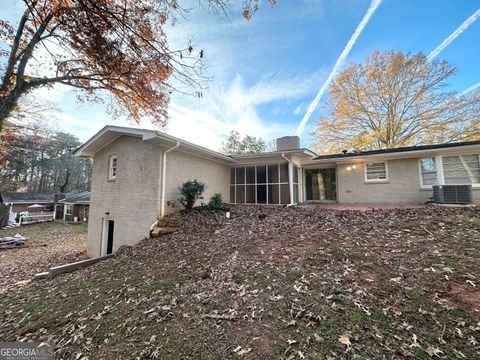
[305,168,337,201]
[106,220,114,254]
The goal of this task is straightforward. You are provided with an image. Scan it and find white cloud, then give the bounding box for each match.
[164,71,326,151]
[295,0,383,136]
[428,8,480,61]
[461,82,480,95]
[294,102,305,115]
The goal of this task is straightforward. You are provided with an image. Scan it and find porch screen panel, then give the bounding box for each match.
[268,184,279,204]
[268,165,279,183]
[280,163,289,183]
[257,185,267,204]
[246,166,256,184]
[246,185,255,203]
[236,166,245,184]
[236,184,245,203]
[280,184,290,204]
[229,162,291,204]
[230,167,235,203]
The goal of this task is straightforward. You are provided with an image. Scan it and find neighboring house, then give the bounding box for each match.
[55,191,90,222]
[75,125,480,257]
[0,192,57,226]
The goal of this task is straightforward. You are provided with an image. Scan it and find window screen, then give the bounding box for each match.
[365,162,387,181]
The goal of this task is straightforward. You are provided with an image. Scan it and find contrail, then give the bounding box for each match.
[295,0,382,136]
[427,8,480,61]
[461,82,480,95]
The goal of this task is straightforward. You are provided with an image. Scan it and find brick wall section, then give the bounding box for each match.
[87,136,161,257]
[163,150,230,215]
[338,158,426,204]
[337,157,480,204]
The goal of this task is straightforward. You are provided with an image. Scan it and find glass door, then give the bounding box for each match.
[305,168,337,201]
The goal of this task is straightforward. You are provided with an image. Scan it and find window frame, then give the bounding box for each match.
[418,157,438,188]
[108,155,118,181]
[65,204,72,215]
[442,153,480,186]
[364,161,389,183]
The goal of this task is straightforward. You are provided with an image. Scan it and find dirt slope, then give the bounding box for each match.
[0,206,479,359]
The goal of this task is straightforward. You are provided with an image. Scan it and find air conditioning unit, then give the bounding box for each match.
[432,185,472,204]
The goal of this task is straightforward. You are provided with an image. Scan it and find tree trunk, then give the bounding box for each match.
[0,92,23,132]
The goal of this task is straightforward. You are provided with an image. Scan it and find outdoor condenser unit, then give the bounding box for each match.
[432,185,472,204]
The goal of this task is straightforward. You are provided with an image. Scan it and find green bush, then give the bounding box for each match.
[178,180,206,211]
[207,193,227,210]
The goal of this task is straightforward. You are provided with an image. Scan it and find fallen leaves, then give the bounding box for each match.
[0,206,479,359]
[338,333,351,348]
[233,346,252,356]
[0,222,87,292]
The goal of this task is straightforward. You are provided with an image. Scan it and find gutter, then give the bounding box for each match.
[160,140,180,219]
[281,153,296,207]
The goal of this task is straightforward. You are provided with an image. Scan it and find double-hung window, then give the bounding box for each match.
[108,155,118,181]
[442,154,480,185]
[364,162,388,182]
[65,204,72,215]
[419,158,437,186]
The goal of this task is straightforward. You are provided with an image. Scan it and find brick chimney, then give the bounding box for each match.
[276,136,300,151]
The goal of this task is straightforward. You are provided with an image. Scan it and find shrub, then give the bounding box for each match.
[178,180,206,211]
[207,193,227,210]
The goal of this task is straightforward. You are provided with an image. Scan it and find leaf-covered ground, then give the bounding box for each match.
[0,206,479,359]
[0,221,87,293]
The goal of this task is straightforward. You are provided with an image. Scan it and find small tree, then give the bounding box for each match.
[220,130,267,155]
[179,180,206,211]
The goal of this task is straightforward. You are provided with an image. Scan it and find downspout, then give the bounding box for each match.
[281,153,296,206]
[160,140,180,219]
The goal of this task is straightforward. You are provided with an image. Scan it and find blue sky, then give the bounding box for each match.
[3,0,480,150]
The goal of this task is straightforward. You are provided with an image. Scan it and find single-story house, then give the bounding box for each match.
[0,192,58,226]
[55,191,90,222]
[75,125,480,257]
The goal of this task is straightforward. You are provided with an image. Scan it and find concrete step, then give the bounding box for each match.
[151,226,178,238]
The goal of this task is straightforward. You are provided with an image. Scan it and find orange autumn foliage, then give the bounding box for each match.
[0,0,274,131]
[311,51,480,154]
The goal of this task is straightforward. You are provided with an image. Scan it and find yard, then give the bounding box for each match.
[0,206,479,359]
[0,221,87,292]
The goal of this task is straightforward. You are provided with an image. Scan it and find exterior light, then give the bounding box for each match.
[347,166,352,171]
[352,165,357,169]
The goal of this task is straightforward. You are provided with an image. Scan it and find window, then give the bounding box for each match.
[108,155,118,180]
[420,158,437,186]
[65,204,72,215]
[443,154,480,185]
[230,163,290,204]
[365,162,388,182]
